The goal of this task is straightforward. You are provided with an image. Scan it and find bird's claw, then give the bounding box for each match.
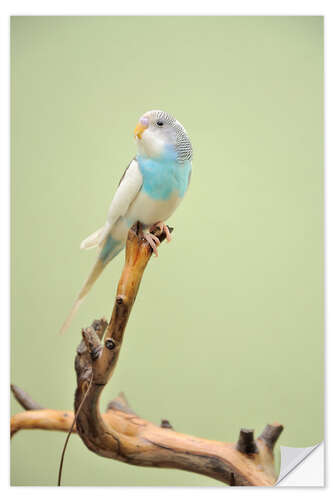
[143,222,172,256]
[153,222,172,243]
[143,232,161,257]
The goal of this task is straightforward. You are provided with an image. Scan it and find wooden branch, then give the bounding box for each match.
[11,223,284,486]
[10,408,75,438]
[11,384,44,411]
[10,388,135,437]
[11,384,283,486]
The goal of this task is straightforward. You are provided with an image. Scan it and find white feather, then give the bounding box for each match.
[96,159,142,244]
[80,160,143,250]
[80,226,105,250]
[107,160,142,225]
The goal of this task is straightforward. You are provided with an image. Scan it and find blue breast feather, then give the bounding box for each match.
[137,147,191,201]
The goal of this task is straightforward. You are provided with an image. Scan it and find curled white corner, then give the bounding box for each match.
[276,441,324,486]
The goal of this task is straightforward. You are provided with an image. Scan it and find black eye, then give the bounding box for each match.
[156,121,164,127]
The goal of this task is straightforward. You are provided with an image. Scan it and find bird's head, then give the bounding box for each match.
[134,110,192,163]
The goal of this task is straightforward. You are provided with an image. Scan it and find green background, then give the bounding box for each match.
[11,16,324,486]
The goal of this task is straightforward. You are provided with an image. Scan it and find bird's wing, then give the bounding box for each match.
[96,158,143,245]
[80,159,142,250]
[107,158,142,227]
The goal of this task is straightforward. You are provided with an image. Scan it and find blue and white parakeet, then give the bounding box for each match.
[60,110,192,334]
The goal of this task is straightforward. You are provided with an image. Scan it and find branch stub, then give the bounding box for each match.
[236,428,259,455]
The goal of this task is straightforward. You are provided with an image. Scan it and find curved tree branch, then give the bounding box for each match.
[11,223,284,486]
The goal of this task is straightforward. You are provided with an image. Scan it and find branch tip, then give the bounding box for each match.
[82,326,102,359]
[160,419,174,430]
[11,384,44,411]
[91,318,108,340]
[257,423,284,451]
[106,392,137,415]
[236,428,258,455]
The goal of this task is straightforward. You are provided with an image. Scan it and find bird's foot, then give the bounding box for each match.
[152,222,172,243]
[142,231,161,257]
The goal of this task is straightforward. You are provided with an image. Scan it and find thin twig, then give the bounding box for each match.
[57,373,93,486]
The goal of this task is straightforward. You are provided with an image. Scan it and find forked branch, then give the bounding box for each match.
[11,223,283,486]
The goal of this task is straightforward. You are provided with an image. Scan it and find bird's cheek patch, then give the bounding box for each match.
[141,132,165,158]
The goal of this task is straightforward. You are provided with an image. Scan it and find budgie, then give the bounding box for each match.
[60,110,192,334]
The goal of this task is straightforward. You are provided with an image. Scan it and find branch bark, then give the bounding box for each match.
[11,223,284,486]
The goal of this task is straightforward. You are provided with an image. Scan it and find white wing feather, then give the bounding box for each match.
[96,159,142,245]
[107,159,142,227]
[80,159,143,250]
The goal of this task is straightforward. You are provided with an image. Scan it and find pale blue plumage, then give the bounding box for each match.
[137,148,191,200]
[99,234,124,264]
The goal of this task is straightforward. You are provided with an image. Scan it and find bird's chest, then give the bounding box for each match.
[125,157,190,226]
[127,189,181,226]
[137,156,190,200]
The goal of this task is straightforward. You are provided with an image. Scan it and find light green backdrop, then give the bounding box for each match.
[11,16,324,486]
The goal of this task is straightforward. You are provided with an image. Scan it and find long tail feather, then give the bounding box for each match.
[59,234,124,335]
[59,259,105,335]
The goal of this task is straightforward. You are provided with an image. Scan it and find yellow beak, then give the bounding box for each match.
[134,122,147,140]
